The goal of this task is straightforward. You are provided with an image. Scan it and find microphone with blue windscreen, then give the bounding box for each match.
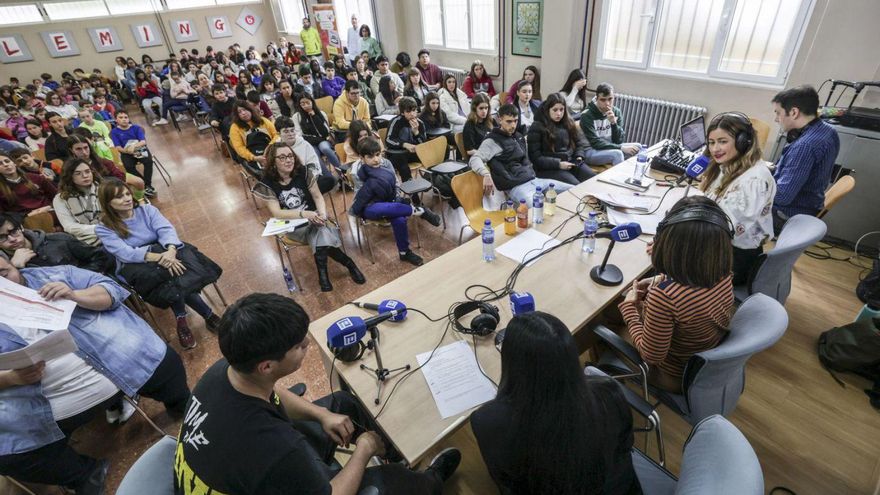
[590,223,643,286]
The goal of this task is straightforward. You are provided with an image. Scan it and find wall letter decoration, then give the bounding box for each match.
[207,15,233,39]
[236,7,262,36]
[130,22,163,48]
[171,19,199,43]
[40,31,81,58]
[0,34,34,64]
[88,27,124,53]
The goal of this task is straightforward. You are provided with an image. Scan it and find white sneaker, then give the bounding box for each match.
[118,396,138,424]
[176,114,190,122]
[105,408,120,424]
[154,118,169,125]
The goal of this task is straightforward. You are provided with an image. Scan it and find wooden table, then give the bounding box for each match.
[307,157,690,468]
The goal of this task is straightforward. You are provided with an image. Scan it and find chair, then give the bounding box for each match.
[415,136,468,229]
[116,436,176,495]
[592,293,788,460]
[315,95,335,125]
[334,142,356,193]
[450,171,505,244]
[21,211,55,232]
[817,174,855,219]
[736,215,827,304]
[748,117,771,150]
[49,159,63,174]
[32,148,46,161]
[0,126,13,136]
[454,132,467,158]
[631,415,763,495]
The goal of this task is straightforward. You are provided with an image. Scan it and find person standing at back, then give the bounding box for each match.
[580,83,640,165]
[346,14,362,65]
[770,85,840,234]
[300,16,323,64]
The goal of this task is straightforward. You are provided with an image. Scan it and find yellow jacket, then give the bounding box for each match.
[332,91,371,130]
[300,27,322,56]
[229,117,278,162]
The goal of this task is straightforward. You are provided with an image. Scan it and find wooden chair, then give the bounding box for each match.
[22,211,55,232]
[32,148,46,162]
[817,174,856,219]
[451,171,506,245]
[749,117,771,150]
[49,159,63,175]
[415,137,468,229]
[497,91,508,105]
[315,96,335,125]
[334,142,355,192]
[346,169,421,263]
[0,126,13,136]
[454,132,467,159]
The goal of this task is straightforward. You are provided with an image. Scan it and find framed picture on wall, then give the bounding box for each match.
[512,0,543,57]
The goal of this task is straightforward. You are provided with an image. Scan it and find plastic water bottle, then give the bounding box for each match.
[532,186,544,224]
[282,267,297,292]
[582,212,599,253]
[632,149,649,183]
[481,219,495,262]
[544,183,557,216]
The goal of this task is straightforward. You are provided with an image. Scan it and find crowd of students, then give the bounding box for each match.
[0,15,841,493]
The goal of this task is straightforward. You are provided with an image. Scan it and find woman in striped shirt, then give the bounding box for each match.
[619,196,735,393]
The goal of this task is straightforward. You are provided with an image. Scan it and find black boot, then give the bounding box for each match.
[327,247,366,284]
[314,247,333,292]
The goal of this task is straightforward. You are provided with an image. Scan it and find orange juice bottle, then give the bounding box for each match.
[516,199,529,230]
[504,200,517,235]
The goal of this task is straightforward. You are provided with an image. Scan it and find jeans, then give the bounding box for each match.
[313,140,343,172]
[0,347,189,489]
[362,202,413,252]
[162,98,189,119]
[170,292,214,319]
[120,152,154,189]
[585,148,625,166]
[771,207,790,237]
[536,163,596,185]
[732,246,764,286]
[141,96,163,118]
[508,179,573,205]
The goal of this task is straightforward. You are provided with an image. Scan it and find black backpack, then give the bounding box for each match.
[817,318,880,409]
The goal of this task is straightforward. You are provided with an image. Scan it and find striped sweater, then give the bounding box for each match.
[619,275,734,379]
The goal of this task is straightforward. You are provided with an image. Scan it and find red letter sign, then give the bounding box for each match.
[1,39,21,56]
[141,25,152,41]
[178,21,191,35]
[97,30,113,46]
[245,15,255,25]
[52,34,69,51]
[214,18,225,31]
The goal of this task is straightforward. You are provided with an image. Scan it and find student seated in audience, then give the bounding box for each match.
[438,74,470,133]
[275,117,336,191]
[462,93,494,156]
[0,212,110,273]
[321,62,346,99]
[53,158,104,246]
[622,196,735,393]
[512,80,540,134]
[24,119,47,151]
[559,69,589,120]
[44,112,72,162]
[420,92,451,132]
[8,148,57,184]
[699,112,775,285]
[506,66,542,103]
[110,111,157,197]
[370,56,405,99]
[343,119,376,163]
[355,57,374,88]
[3,106,27,141]
[350,136,440,266]
[527,93,595,186]
[250,64,267,86]
[134,70,167,126]
[259,143,364,291]
[469,104,572,204]
[333,80,372,131]
[275,80,297,118]
[209,84,236,141]
[244,89,272,121]
[96,179,223,349]
[91,94,116,120]
[309,60,325,84]
[0,258,191,495]
[67,133,145,201]
[391,51,412,74]
[415,49,442,90]
[76,108,114,161]
[43,92,78,120]
[384,97,428,184]
[235,69,257,100]
[173,292,459,494]
[258,78,282,117]
[167,71,208,118]
[403,68,430,108]
[375,75,402,116]
[462,60,496,98]
[295,66,325,99]
[0,152,57,217]
[230,100,278,169]
[332,55,348,74]
[580,83,640,165]
[770,85,840,233]
[343,67,374,106]
[472,311,640,494]
[292,93,344,177]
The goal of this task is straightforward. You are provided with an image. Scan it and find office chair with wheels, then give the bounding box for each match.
[116,436,176,495]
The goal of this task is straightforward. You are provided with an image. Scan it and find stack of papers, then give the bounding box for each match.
[261,218,309,236]
[417,341,496,419]
[593,191,654,211]
[0,329,78,370]
[0,276,76,330]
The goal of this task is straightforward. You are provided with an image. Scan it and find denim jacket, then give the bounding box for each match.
[0,265,167,455]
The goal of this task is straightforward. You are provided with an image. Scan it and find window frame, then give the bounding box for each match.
[0,0,263,26]
[41,0,109,21]
[596,0,816,87]
[0,3,45,26]
[419,0,498,55]
[268,0,307,35]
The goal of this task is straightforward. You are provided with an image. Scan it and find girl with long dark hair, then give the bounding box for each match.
[375,75,401,116]
[527,93,595,185]
[462,93,494,156]
[403,68,430,108]
[505,65,541,103]
[228,100,278,167]
[0,151,56,216]
[462,60,496,98]
[437,74,469,133]
[559,69,589,120]
[292,92,344,175]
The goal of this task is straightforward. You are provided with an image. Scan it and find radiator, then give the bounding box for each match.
[614,93,707,145]
[439,66,468,88]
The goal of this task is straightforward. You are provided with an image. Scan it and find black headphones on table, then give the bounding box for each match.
[710,111,755,155]
[656,201,735,239]
[452,301,500,336]
[331,340,367,363]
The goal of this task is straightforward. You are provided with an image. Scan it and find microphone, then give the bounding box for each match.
[326,310,404,348]
[590,223,642,286]
[685,155,709,180]
[352,299,408,321]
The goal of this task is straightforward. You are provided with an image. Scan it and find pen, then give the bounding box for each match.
[633,193,660,198]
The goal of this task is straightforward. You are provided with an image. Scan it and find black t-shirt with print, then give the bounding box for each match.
[174,359,332,495]
[261,167,317,212]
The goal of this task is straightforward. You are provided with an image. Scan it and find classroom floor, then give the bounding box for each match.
[4,108,878,495]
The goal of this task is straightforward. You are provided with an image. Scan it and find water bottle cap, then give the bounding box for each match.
[588,211,598,218]
[484,219,491,225]
[520,199,526,203]
[549,183,555,189]
[535,186,542,192]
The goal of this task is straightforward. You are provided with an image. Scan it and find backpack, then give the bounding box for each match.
[427,168,467,210]
[817,318,880,409]
[856,258,880,308]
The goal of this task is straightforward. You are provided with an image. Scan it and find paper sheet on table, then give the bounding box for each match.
[496,229,561,267]
[0,276,76,331]
[592,191,654,211]
[0,329,78,370]
[261,217,309,236]
[417,341,497,419]
[607,208,665,235]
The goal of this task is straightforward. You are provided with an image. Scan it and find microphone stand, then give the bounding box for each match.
[590,239,624,286]
[359,324,411,405]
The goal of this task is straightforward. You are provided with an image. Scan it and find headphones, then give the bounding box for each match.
[785,116,820,143]
[710,111,755,155]
[452,301,500,336]
[331,340,367,363]
[656,201,734,239]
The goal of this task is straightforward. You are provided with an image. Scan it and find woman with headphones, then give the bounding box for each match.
[699,112,776,285]
[471,311,641,494]
[621,196,735,393]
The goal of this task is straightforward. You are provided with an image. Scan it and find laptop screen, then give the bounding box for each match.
[680,116,706,152]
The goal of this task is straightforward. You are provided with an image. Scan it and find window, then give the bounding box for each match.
[43,0,108,20]
[106,0,159,15]
[419,0,497,52]
[333,0,376,46]
[269,0,306,34]
[165,0,215,9]
[215,0,260,5]
[0,4,43,25]
[597,0,814,85]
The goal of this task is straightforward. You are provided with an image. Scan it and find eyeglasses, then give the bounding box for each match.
[276,154,296,161]
[0,228,23,243]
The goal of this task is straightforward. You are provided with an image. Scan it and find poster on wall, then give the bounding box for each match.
[170,19,200,43]
[87,27,124,53]
[0,34,34,64]
[131,22,163,48]
[313,4,343,59]
[236,7,262,35]
[207,16,233,38]
[40,31,81,58]
[512,0,543,57]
